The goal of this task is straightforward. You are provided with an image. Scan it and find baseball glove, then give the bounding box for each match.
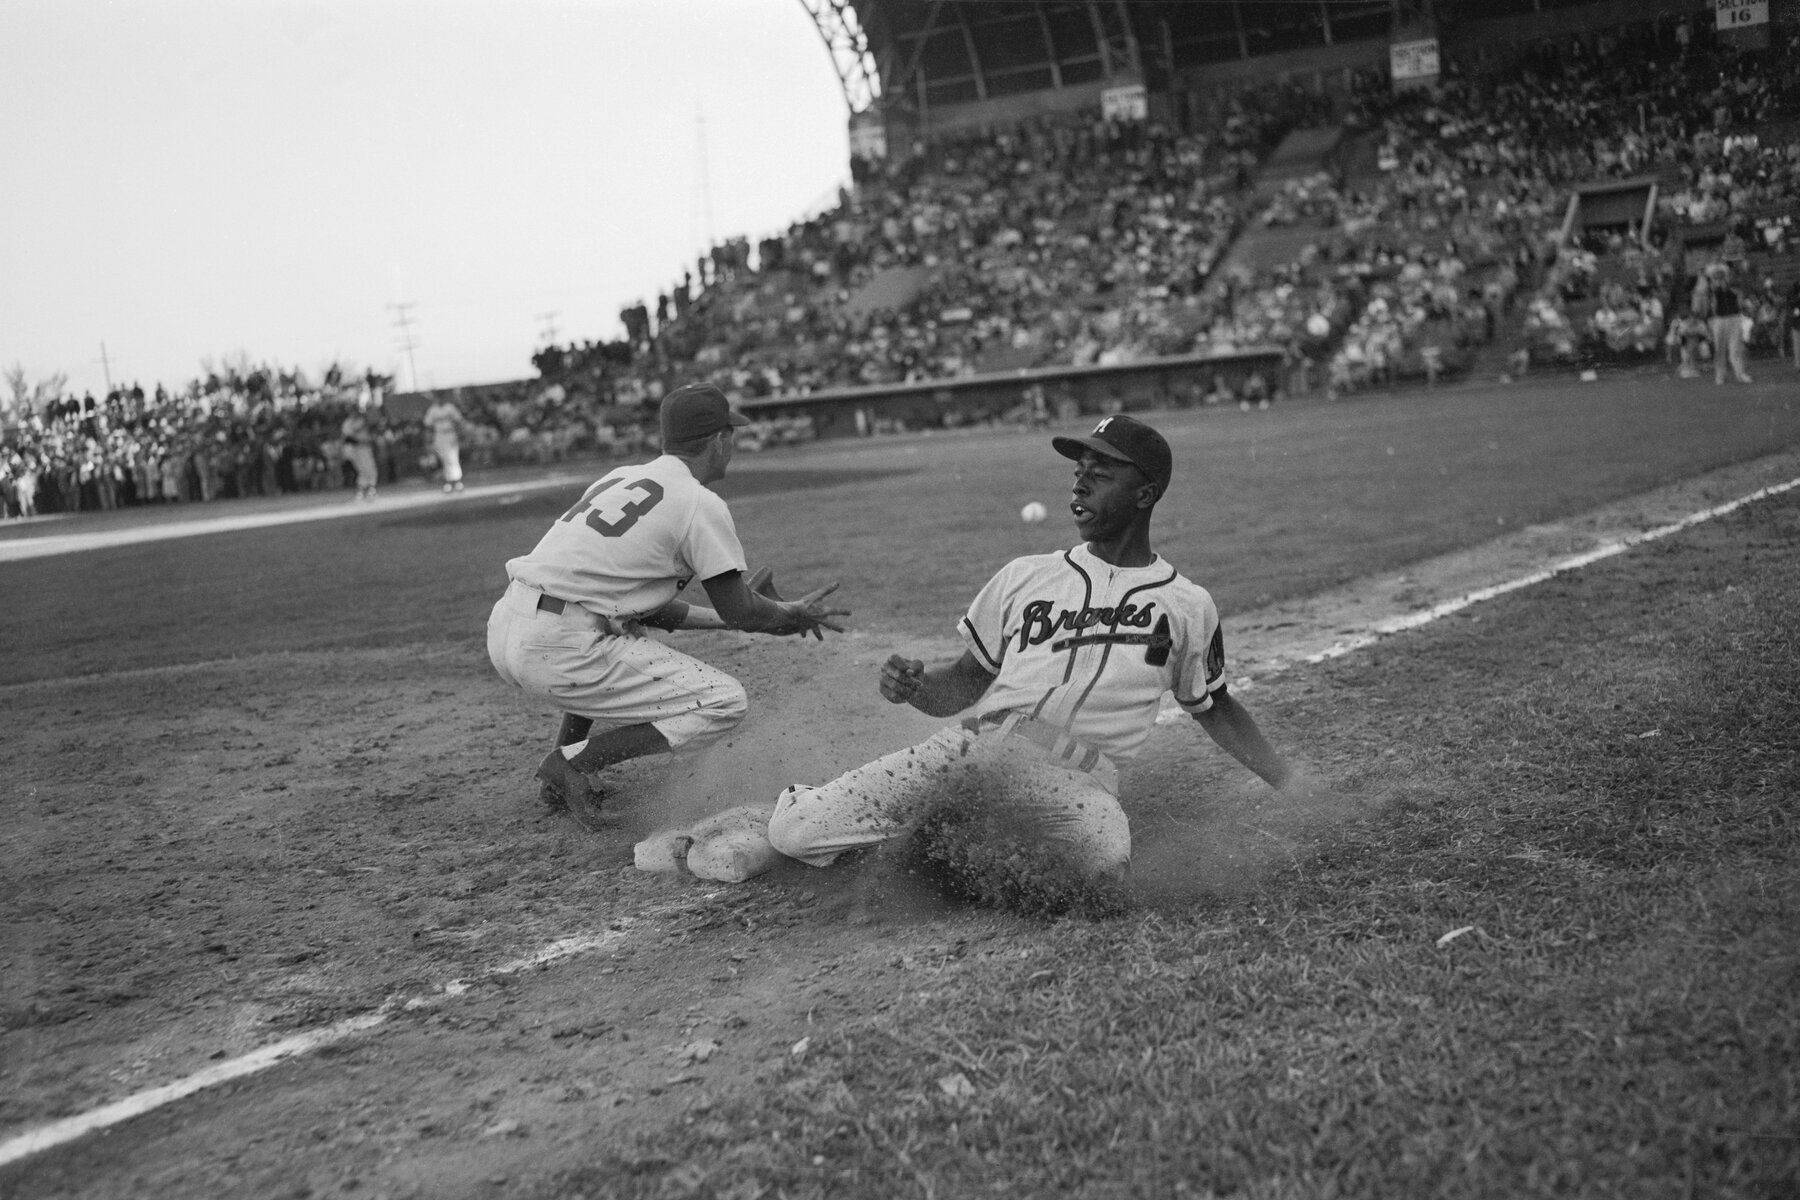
[746,566,784,601]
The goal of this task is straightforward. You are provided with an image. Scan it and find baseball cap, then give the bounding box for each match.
[1052,414,1173,497]
[660,383,749,444]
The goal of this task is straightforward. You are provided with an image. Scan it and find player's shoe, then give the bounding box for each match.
[536,749,607,831]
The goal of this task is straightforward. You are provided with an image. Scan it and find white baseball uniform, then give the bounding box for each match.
[421,400,464,485]
[767,543,1227,873]
[486,454,749,752]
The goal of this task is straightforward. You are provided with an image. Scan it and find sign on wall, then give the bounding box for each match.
[1715,0,1769,29]
[1390,37,1441,87]
[1101,83,1147,122]
[848,113,887,160]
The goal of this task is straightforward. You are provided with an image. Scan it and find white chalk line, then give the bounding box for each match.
[0,898,710,1170]
[6,471,1797,1170]
[1294,475,1800,666]
[1152,473,1800,722]
[0,475,587,564]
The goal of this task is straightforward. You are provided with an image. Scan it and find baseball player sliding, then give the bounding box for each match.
[696,415,1291,881]
[487,383,849,827]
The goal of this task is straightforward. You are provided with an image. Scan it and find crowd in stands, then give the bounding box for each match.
[10,13,1800,519]
[584,83,1332,406]
[0,366,412,520]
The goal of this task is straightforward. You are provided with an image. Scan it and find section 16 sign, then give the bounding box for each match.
[1716,0,1768,28]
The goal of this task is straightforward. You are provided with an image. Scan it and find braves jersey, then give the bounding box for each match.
[506,454,746,620]
[958,544,1226,761]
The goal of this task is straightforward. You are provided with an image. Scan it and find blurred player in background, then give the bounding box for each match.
[487,382,849,829]
[752,415,1293,882]
[421,395,467,493]
[340,407,379,501]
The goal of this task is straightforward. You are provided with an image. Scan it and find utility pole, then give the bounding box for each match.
[696,109,716,255]
[535,310,561,347]
[95,342,114,395]
[388,302,420,393]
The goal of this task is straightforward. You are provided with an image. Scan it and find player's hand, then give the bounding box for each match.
[880,655,925,704]
[779,583,849,640]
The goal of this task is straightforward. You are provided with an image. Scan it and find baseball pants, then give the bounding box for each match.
[1710,316,1751,383]
[767,716,1130,876]
[432,434,463,485]
[346,444,379,491]
[487,580,747,753]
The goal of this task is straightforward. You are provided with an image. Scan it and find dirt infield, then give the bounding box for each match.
[3,375,1798,1198]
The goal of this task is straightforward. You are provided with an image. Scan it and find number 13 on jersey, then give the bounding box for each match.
[560,476,665,537]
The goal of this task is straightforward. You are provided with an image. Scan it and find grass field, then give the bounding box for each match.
[2,370,1797,1199]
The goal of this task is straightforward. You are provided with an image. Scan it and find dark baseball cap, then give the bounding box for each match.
[1052,414,1172,497]
[660,383,749,444]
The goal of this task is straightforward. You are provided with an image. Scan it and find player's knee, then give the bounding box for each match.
[706,679,748,727]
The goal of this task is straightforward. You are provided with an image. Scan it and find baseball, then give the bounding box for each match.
[1020,501,1048,523]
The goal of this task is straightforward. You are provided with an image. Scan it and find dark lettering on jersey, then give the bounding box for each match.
[1204,624,1225,682]
[1019,598,1161,654]
[1051,614,1174,663]
[559,476,665,538]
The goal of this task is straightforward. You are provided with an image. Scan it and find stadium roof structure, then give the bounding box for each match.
[800,0,1464,117]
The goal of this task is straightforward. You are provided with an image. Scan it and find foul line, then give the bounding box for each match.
[1153,472,1800,722]
[0,475,587,564]
[1294,475,1800,667]
[0,901,706,1170]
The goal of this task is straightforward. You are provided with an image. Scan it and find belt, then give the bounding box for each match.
[529,589,640,637]
[960,711,1106,774]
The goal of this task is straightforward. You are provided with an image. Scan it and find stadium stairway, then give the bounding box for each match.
[1215,222,1329,280]
[1259,125,1346,184]
[843,264,932,319]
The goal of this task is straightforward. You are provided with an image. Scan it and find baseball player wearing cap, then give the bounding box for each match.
[487,382,849,827]
[755,414,1291,880]
[421,397,468,493]
[341,409,379,501]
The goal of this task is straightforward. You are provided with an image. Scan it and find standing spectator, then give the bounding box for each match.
[1786,280,1800,370]
[341,408,380,501]
[422,395,468,493]
[13,455,39,518]
[1703,263,1752,386]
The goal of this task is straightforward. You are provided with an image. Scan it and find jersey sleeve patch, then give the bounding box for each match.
[1203,624,1227,690]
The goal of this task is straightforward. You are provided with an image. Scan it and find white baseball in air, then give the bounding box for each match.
[1020,501,1048,523]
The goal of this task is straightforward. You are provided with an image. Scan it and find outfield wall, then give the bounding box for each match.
[737,347,1285,440]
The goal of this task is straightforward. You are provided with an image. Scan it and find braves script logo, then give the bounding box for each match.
[1018,600,1174,665]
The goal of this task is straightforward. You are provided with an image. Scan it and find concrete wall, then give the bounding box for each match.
[908,79,1115,140]
[738,349,1286,440]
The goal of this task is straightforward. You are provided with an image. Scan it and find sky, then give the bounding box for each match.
[0,0,853,398]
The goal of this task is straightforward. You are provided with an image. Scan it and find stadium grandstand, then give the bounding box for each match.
[7,0,1800,518]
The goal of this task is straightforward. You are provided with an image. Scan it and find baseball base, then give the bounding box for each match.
[633,803,784,883]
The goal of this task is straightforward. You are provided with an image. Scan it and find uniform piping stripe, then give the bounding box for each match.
[961,616,1002,672]
[1055,550,1096,688]
[1064,566,1177,727]
[1029,551,1096,721]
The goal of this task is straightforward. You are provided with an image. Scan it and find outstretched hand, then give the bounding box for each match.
[781,582,850,640]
